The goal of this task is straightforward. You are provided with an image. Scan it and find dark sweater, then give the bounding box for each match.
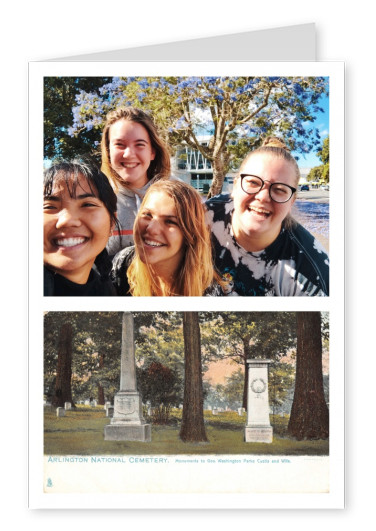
[44,266,116,296]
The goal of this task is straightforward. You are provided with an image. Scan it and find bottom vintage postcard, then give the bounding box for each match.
[30,310,343,509]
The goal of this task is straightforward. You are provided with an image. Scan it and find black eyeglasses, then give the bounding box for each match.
[240,174,296,203]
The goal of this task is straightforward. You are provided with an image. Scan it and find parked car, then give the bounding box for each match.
[300,184,310,191]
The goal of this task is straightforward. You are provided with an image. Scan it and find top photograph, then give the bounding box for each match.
[43,75,329,297]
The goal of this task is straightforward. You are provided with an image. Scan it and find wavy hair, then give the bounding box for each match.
[100,106,171,191]
[127,180,218,296]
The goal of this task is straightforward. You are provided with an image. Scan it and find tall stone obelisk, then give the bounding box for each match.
[104,312,151,441]
[244,359,273,443]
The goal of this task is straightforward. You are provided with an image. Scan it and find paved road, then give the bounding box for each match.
[293,190,329,251]
[296,189,329,203]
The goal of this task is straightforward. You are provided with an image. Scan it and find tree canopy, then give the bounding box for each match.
[45,75,328,196]
[307,136,329,183]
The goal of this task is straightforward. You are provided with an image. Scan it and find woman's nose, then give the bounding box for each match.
[254,183,271,201]
[55,208,81,228]
[146,218,161,234]
[122,146,134,158]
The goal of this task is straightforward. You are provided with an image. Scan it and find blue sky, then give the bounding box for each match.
[294,92,329,170]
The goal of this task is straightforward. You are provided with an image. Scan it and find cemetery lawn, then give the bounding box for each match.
[44,407,328,456]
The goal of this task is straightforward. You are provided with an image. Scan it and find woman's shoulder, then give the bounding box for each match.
[111,246,135,296]
[205,194,234,225]
[43,266,55,296]
[203,280,228,297]
[287,222,329,259]
[112,245,135,264]
[44,266,116,296]
[205,193,232,208]
[284,221,329,295]
[112,245,135,267]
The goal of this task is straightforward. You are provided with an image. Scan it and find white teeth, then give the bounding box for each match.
[56,237,86,247]
[122,163,138,168]
[249,207,270,216]
[144,240,164,247]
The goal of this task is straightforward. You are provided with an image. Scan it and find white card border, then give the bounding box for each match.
[28,61,344,509]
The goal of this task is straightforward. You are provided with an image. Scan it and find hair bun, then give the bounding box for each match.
[262,136,289,151]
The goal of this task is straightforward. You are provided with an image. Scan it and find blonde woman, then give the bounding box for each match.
[206,137,329,296]
[101,106,171,256]
[111,180,223,296]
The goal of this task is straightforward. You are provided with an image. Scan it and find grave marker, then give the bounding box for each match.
[104,313,151,442]
[245,359,273,443]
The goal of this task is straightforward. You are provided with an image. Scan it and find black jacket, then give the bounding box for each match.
[44,266,116,296]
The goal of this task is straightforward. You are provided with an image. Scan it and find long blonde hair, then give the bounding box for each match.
[100,107,171,192]
[127,180,218,296]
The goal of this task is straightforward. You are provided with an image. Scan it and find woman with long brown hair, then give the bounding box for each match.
[101,106,171,257]
[111,180,223,296]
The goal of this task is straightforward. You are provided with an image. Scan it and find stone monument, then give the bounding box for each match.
[104,313,151,442]
[245,359,273,443]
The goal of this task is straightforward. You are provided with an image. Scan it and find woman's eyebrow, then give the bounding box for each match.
[43,194,60,201]
[141,210,178,219]
[43,193,97,200]
[76,193,97,199]
[112,138,148,143]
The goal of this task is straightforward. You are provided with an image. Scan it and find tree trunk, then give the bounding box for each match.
[207,152,229,198]
[242,335,252,409]
[288,312,329,440]
[97,352,105,405]
[180,312,208,442]
[52,322,74,408]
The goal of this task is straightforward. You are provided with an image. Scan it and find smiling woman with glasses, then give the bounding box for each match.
[206,137,329,296]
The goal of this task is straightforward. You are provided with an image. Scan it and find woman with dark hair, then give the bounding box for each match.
[101,107,171,257]
[111,180,223,296]
[43,158,119,296]
[206,137,329,296]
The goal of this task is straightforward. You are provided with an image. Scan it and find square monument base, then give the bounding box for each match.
[104,423,151,442]
[245,426,273,443]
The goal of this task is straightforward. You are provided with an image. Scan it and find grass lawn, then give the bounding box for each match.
[44,406,329,456]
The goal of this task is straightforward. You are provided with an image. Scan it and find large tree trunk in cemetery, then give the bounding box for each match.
[288,312,329,440]
[180,312,208,443]
[52,322,74,408]
[242,334,252,410]
[97,352,105,405]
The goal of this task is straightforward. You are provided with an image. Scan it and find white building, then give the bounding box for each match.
[171,136,235,194]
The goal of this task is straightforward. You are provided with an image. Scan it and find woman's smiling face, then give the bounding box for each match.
[43,174,112,284]
[135,191,185,279]
[231,153,297,251]
[109,119,155,190]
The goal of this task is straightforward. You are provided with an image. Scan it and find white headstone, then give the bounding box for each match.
[245,360,273,443]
